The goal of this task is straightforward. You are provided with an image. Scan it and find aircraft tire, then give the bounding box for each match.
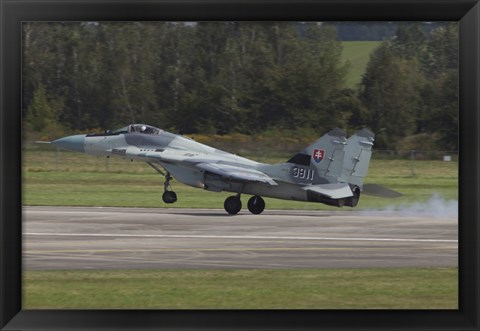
[224,196,242,215]
[162,191,177,204]
[247,196,265,214]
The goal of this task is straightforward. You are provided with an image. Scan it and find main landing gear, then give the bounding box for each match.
[224,195,242,215]
[224,194,265,215]
[247,195,265,214]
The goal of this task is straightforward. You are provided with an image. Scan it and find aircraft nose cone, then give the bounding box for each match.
[52,134,86,153]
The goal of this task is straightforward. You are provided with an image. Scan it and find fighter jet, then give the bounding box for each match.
[50,124,401,214]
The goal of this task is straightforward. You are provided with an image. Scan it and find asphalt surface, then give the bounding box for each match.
[23,206,458,270]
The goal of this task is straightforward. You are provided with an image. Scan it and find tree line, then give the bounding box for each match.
[331,22,449,41]
[23,22,458,151]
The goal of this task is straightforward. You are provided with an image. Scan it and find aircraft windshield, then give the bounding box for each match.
[113,124,162,135]
[113,126,129,134]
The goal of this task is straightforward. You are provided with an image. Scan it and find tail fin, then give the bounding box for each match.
[287,128,347,181]
[286,128,374,187]
[340,128,375,187]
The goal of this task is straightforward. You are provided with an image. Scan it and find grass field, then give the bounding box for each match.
[23,268,457,309]
[342,41,381,88]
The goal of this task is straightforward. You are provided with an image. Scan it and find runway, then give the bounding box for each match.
[23,206,458,270]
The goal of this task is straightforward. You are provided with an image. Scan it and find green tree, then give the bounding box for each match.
[26,83,65,137]
[241,23,349,133]
[359,45,424,148]
[357,22,458,150]
[391,23,427,60]
[428,70,458,150]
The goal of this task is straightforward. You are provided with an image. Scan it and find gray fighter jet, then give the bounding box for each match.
[50,124,401,214]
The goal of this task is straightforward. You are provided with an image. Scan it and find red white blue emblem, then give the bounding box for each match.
[312,149,325,163]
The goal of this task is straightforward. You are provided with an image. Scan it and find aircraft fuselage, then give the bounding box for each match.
[52,124,378,213]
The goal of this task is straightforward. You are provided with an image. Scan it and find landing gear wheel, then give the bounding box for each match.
[162,191,177,204]
[247,196,265,214]
[224,196,242,215]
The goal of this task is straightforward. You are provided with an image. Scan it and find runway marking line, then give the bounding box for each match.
[24,232,458,243]
[24,247,362,254]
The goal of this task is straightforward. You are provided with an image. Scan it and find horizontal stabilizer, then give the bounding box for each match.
[35,141,52,144]
[303,183,353,199]
[362,184,403,198]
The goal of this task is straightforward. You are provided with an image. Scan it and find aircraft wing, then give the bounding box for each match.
[302,183,353,199]
[196,163,278,186]
[143,149,277,185]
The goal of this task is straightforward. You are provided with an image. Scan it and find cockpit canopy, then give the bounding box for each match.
[113,124,162,135]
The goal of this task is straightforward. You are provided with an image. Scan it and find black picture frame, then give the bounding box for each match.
[1,0,478,330]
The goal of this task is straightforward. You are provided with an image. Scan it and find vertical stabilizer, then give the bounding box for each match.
[340,128,375,187]
[287,128,347,180]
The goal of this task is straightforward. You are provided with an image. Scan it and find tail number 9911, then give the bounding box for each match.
[292,167,314,180]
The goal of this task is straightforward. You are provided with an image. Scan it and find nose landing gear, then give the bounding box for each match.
[161,172,177,204]
[147,163,177,204]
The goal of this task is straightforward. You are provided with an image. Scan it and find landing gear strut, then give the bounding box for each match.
[247,195,265,214]
[147,163,177,204]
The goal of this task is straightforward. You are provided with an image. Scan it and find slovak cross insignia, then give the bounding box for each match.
[312,148,325,163]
